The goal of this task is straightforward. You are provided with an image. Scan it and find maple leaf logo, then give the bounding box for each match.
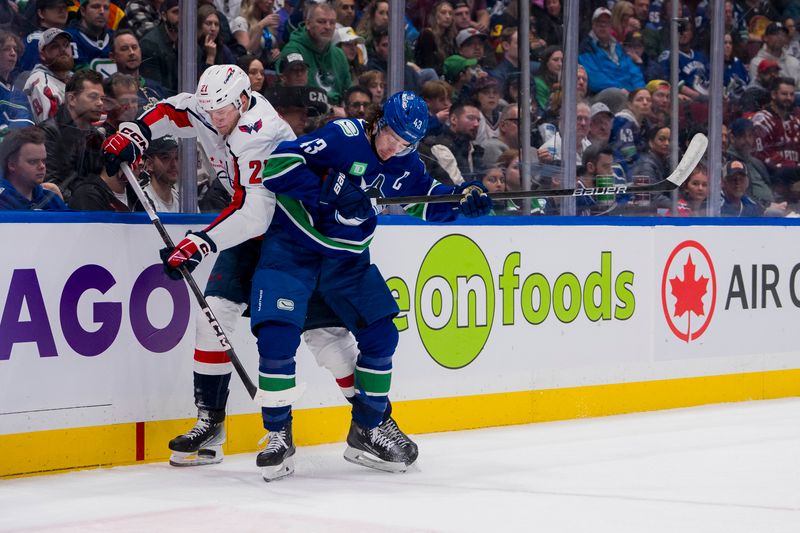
[669,254,709,340]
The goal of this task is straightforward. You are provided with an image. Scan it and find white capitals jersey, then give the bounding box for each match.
[138,91,296,250]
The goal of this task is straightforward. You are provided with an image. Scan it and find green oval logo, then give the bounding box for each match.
[415,234,494,368]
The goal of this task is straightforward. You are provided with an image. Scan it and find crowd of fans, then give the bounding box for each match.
[1,0,800,217]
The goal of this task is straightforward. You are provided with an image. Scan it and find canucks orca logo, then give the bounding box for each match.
[238,119,263,134]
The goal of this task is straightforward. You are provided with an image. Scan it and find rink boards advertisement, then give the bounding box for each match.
[3,214,800,476]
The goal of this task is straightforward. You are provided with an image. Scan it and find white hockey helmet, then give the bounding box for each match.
[196,65,252,112]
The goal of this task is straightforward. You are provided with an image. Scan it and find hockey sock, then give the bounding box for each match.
[352,316,398,428]
[193,371,231,411]
[257,321,301,432]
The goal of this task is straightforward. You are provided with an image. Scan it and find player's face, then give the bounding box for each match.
[8,143,46,188]
[207,103,241,136]
[685,172,708,202]
[112,34,142,72]
[375,125,411,160]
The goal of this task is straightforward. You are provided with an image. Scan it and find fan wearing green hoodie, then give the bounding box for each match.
[278,2,351,105]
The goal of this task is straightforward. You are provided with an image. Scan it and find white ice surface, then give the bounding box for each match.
[2,399,800,533]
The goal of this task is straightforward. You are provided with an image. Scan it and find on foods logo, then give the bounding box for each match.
[661,240,717,342]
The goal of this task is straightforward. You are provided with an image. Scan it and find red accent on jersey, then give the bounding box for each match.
[336,374,355,388]
[205,154,246,233]
[141,102,192,129]
[752,108,800,168]
[194,349,232,364]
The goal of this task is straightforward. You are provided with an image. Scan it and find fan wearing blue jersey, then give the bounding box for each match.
[66,0,113,70]
[245,92,490,480]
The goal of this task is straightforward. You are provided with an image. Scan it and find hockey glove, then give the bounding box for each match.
[456,180,492,218]
[319,172,377,220]
[159,231,217,281]
[102,121,150,175]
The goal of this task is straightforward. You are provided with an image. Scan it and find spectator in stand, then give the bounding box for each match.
[577,64,588,100]
[646,79,670,128]
[785,16,800,61]
[415,0,457,74]
[633,0,649,29]
[675,164,709,216]
[609,87,652,177]
[490,28,522,97]
[752,77,800,172]
[419,100,483,184]
[278,52,309,87]
[69,163,136,211]
[358,69,385,104]
[66,0,112,70]
[420,79,451,136]
[480,166,509,214]
[264,84,329,135]
[236,54,266,93]
[444,54,483,99]
[137,136,180,213]
[0,32,34,136]
[452,0,473,32]
[40,69,106,201]
[101,73,139,135]
[125,0,162,40]
[588,102,613,146]
[721,159,763,217]
[631,125,670,185]
[365,26,427,94]
[538,101,592,164]
[356,0,389,43]
[23,28,73,123]
[109,29,166,111]
[740,59,778,113]
[723,31,749,96]
[748,22,800,89]
[611,1,637,41]
[17,0,69,75]
[578,7,644,94]
[472,75,502,145]
[455,27,488,65]
[533,0,563,49]
[575,143,618,216]
[198,4,236,75]
[342,85,372,119]
[727,117,784,213]
[332,26,366,85]
[657,20,709,99]
[334,0,357,28]
[140,0,179,96]
[0,127,66,211]
[622,31,654,81]
[232,0,282,69]
[533,46,561,111]
[481,103,519,167]
[279,1,350,104]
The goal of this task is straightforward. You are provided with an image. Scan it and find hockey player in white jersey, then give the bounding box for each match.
[102,65,375,467]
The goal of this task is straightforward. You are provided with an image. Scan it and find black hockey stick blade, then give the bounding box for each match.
[369,133,708,206]
[120,163,260,401]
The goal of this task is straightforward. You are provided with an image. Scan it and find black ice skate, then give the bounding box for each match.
[168,409,225,467]
[343,417,418,473]
[256,421,295,482]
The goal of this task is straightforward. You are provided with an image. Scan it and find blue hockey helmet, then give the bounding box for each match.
[380,91,429,146]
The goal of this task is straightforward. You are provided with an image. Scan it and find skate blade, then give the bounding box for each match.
[261,457,295,482]
[343,446,409,473]
[169,447,224,467]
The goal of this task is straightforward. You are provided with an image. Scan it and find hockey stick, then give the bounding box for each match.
[369,133,708,206]
[120,163,260,402]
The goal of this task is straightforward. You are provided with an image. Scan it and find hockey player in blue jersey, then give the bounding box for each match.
[243,91,492,480]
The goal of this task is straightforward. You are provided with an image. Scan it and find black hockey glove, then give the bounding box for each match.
[159,231,217,281]
[456,180,492,218]
[319,172,377,220]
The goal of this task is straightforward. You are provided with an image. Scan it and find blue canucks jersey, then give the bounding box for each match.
[658,49,709,95]
[261,118,460,257]
[65,27,112,70]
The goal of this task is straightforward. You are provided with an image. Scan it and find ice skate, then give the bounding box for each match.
[344,417,418,473]
[168,409,225,467]
[256,421,295,482]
